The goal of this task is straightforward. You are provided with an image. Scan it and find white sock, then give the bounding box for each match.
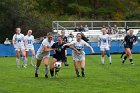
[109,56,112,63]
[101,57,104,64]
[16,58,20,67]
[45,66,48,75]
[35,66,39,74]
[22,57,27,66]
[31,56,35,65]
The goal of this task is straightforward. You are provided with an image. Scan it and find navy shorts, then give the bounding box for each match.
[53,54,67,62]
[124,44,132,49]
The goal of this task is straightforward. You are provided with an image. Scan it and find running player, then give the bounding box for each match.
[12,27,26,68]
[98,27,112,65]
[24,30,35,66]
[50,35,80,77]
[35,32,54,78]
[120,29,138,65]
[63,33,94,77]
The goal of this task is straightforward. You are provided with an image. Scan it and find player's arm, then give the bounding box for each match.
[69,45,80,55]
[108,36,111,47]
[12,35,16,48]
[42,46,53,52]
[120,39,124,48]
[84,40,94,54]
[133,36,138,45]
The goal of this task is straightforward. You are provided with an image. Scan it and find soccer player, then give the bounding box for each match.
[35,32,54,78]
[120,29,137,65]
[63,33,94,77]
[24,30,35,66]
[12,27,26,68]
[50,35,80,77]
[98,27,112,65]
[61,30,69,66]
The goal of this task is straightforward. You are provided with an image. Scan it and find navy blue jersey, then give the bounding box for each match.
[124,35,137,47]
[51,42,69,58]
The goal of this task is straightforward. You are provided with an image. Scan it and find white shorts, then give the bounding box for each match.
[15,45,25,51]
[100,46,110,51]
[72,51,85,61]
[36,52,50,60]
[25,46,34,51]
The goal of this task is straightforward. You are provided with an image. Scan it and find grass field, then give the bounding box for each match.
[0,54,140,93]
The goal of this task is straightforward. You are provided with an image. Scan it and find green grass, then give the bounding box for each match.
[0,54,140,93]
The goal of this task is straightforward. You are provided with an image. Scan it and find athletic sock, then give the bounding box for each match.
[81,68,85,77]
[31,56,35,65]
[45,66,48,75]
[50,69,54,77]
[35,66,39,74]
[108,56,112,64]
[122,56,127,63]
[16,58,20,67]
[101,57,104,64]
[130,59,134,64]
[121,52,125,58]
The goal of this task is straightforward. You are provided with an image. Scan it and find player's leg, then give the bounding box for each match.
[121,51,125,58]
[122,48,128,64]
[64,50,69,66]
[25,50,28,65]
[80,59,85,77]
[101,50,105,64]
[106,49,112,64]
[50,58,57,77]
[31,49,35,66]
[16,50,20,68]
[35,59,42,77]
[43,57,49,78]
[21,49,27,68]
[127,49,134,64]
[74,60,80,77]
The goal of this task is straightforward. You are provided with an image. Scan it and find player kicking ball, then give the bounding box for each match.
[50,36,80,77]
[24,30,35,66]
[63,33,94,77]
[35,32,54,78]
[98,27,112,65]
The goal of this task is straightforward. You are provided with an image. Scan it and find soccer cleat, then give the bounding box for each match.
[131,62,135,65]
[45,74,48,78]
[76,72,80,77]
[81,72,85,77]
[64,62,69,66]
[110,63,112,65]
[35,73,38,77]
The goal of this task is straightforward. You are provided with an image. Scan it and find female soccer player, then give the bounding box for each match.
[98,27,112,65]
[24,30,35,66]
[35,32,54,78]
[50,36,80,77]
[12,27,26,68]
[63,33,94,77]
[120,29,137,65]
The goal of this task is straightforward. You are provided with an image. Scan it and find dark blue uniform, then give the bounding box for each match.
[51,42,68,62]
[124,35,137,49]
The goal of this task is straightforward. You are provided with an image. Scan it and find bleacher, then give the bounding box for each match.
[52,21,140,42]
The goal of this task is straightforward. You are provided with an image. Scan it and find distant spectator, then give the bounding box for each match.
[136,30,140,37]
[80,32,89,42]
[61,30,68,43]
[108,25,112,34]
[79,25,85,32]
[75,26,79,32]
[84,25,89,32]
[68,32,74,41]
[113,24,119,34]
[4,38,11,45]
[125,25,129,33]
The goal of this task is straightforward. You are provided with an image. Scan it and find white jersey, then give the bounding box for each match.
[13,33,25,47]
[36,38,54,60]
[24,35,34,48]
[99,34,110,48]
[70,40,90,61]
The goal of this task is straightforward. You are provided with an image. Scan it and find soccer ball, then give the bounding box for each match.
[54,62,61,69]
